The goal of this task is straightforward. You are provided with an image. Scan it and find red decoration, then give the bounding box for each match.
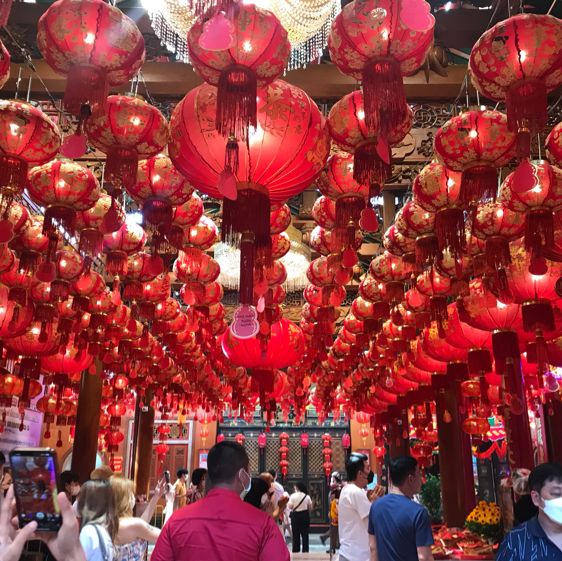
[258,433,267,448]
[470,14,562,156]
[37,0,145,117]
[341,433,351,449]
[434,110,516,205]
[328,0,434,136]
[187,4,290,141]
[86,95,169,193]
[300,433,309,448]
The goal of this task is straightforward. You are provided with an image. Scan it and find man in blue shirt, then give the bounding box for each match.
[496,462,562,561]
[368,455,434,561]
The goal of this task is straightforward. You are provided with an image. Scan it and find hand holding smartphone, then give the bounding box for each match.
[10,448,62,532]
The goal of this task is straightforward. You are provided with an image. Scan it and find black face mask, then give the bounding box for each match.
[367,471,375,485]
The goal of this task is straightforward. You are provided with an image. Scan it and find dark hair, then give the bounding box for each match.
[346,452,368,481]
[268,469,277,478]
[60,470,79,488]
[332,472,342,483]
[177,469,189,479]
[528,463,562,494]
[244,477,269,509]
[207,441,249,485]
[191,468,207,487]
[295,481,307,494]
[334,488,341,500]
[389,456,418,487]
[77,480,119,541]
[0,452,5,466]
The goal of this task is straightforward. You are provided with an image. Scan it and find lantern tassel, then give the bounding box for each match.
[143,199,173,229]
[105,250,128,277]
[335,194,364,230]
[435,207,465,255]
[430,295,448,338]
[64,65,109,118]
[216,64,257,141]
[105,147,138,192]
[79,228,104,257]
[460,165,498,205]
[362,57,407,137]
[525,208,554,253]
[506,79,547,138]
[353,140,391,187]
[415,234,439,270]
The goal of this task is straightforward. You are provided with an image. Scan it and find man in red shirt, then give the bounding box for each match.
[152,441,290,561]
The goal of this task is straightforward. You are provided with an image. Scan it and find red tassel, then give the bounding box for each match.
[239,232,255,305]
[104,147,138,192]
[353,140,391,187]
[18,250,41,277]
[467,348,492,374]
[435,207,465,255]
[485,235,511,271]
[79,229,104,257]
[362,57,407,137]
[43,205,75,236]
[216,64,257,141]
[516,129,531,160]
[415,234,439,270]
[522,301,555,333]
[525,208,554,252]
[142,199,173,229]
[430,295,448,338]
[460,165,498,205]
[64,65,108,118]
[105,250,128,277]
[506,79,547,137]
[0,155,27,194]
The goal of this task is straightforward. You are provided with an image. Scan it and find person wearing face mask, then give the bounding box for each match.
[339,452,385,561]
[60,470,81,504]
[368,456,434,561]
[152,441,289,561]
[496,462,562,561]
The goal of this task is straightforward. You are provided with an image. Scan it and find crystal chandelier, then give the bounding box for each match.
[214,226,311,292]
[143,0,340,69]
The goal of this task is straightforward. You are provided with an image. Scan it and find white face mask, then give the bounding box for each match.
[260,494,269,506]
[542,497,562,525]
[239,469,252,499]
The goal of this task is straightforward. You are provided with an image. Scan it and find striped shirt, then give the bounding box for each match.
[496,517,562,561]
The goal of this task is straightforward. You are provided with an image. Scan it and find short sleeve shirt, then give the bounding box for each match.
[368,493,434,561]
[338,483,372,561]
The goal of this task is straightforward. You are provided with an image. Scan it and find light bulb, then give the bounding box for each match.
[84,32,95,45]
[469,129,478,139]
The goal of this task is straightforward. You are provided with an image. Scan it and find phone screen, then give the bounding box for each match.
[10,448,62,531]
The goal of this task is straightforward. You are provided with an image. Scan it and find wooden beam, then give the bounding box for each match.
[4,60,470,101]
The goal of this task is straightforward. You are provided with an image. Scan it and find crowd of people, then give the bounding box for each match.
[0,447,560,561]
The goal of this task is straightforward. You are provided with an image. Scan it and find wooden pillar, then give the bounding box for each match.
[387,405,409,458]
[133,404,155,498]
[71,369,102,483]
[434,377,476,527]
[544,399,562,464]
[383,191,396,232]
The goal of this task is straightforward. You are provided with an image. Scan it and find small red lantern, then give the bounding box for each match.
[235,433,246,446]
[300,433,309,448]
[342,433,351,449]
[258,433,267,448]
[37,0,145,118]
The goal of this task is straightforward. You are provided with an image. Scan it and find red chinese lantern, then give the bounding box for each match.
[0,40,10,90]
[546,122,562,166]
[187,4,290,140]
[311,196,336,230]
[182,216,218,251]
[257,432,267,448]
[235,433,246,446]
[300,433,309,448]
[0,100,60,239]
[434,109,516,205]
[166,193,204,250]
[74,192,125,257]
[328,90,412,189]
[27,159,100,235]
[462,416,490,436]
[86,95,169,193]
[103,223,147,277]
[128,154,194,231]
[328,0,434,136]
[37,0,145,118]
[341,433,351,449]
[383,225,415,261]
[470,14,562,156]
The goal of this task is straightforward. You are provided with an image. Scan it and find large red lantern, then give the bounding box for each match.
[469,14,562,156]
[187,4,290,140]
[103,223,147,277]
[434,109,516,205]
[86,95,169,192]
[0,101,60,236]
[27,159,100,234]
[0,40,10,90]
[128,154,194,231]
[327,90,413,189]
[328,0,434,136]
[546,122,562,166]
[37,0,145,118]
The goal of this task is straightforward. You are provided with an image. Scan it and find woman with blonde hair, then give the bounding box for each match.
[110,475,164,561]
[77,479,119,561]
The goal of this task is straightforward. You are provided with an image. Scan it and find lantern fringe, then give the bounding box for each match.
[335,194,364,230]
[460,165,498,205]
[506,79,547,137]
[522,300,555,333]
[216,64,257,141]
[0,156,26,198]
[105,147,138,192]
[485,235,511,271]
[64,65,108,118]
[225,137,239,175]
[415,234,440,270]
[362,57,407,137]
[143,199,173,228]
[516,131,531,160]
[467,348,492,374]
[353,140,391,187]
[105,250,128,277]
[435,207,465,255]
[430,295,448,338]
[18,250,40,277]
[525,208,554,252]
[43,205,75,237]
[79,228,104,257]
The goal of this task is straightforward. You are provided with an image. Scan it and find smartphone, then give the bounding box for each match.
[164,470,170,484]
[10,448,62,531]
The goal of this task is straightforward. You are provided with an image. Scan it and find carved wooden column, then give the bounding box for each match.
[133,404,155,498]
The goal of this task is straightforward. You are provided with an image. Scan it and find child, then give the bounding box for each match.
[328,488,340,554]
